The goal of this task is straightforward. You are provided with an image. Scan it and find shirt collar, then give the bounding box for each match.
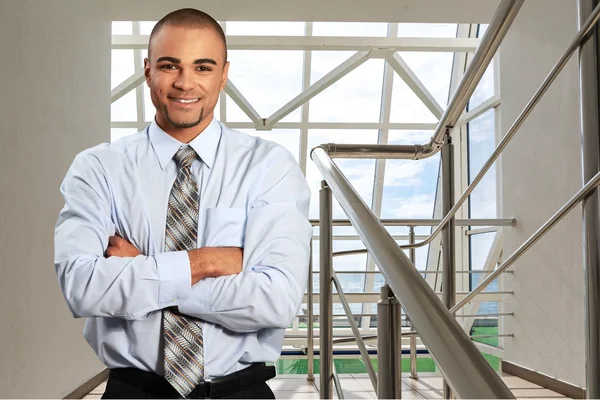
[148,117,221,171]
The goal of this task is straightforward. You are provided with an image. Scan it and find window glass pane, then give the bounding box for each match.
[111,50,135,90]
[140,21,158,35]
[306,130,378,219]
[470,232,499,341]
[111,90,137,122]
[381,131,439,220]
[389,75,437,123]
[237,129,300,163]
[227,21,305,36]
[309,55,384,122]
[400,52,453,107]
[313,22,387,37]
[225,96,252,122]
[311,239,364,315]
[470,60,494,109]
[470,25,495,109]
[227,50,303,122]
[112,21,133,35]
[397,23,457,38]
[111,128,139,143]
[478,24,490,38]
[468,109,496,218]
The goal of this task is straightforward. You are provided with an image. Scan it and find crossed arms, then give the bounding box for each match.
[54,148,312,333]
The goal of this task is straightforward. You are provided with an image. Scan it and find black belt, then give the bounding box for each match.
[109,363,276,399]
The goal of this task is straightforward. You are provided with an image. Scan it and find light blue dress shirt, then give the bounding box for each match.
[54,117,312,378]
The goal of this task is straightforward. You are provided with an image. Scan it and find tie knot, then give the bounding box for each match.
[174,145,198,169]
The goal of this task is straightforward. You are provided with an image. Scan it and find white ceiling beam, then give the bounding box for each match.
[386,51,444,120]
[113,35,480,52]
[107,0,500,23]
[456,93,500,126]
[223,80,263,126]
[111,71,145,104]
[265,51,370,126]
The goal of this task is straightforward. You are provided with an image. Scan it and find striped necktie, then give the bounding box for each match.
[163,145,205,398]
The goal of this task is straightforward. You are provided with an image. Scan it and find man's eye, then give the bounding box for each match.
[197,66,212,72]
[160,65,177,70]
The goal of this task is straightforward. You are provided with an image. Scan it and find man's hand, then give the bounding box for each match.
[189,247,243,285]
[105,235,241,285]
[106,235,142,258]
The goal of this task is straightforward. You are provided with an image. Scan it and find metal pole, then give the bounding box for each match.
[377,285,402,399]
[408,226,418,380]
[332,272,378,390]
[441,133,456,399]
[311,147,514,399]
[578,1,600,397]
[319,181,333,399]
[307,240,315,381]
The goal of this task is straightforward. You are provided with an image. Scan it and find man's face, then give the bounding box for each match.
[144,25,229,132]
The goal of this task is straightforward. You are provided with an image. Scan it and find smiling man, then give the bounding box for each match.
[54,8,312,399]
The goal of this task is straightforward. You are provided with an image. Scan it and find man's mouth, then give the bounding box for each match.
[169,97,200,104]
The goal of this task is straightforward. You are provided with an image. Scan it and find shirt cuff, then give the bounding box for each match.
[155,251,192,307]
[178,279,216,322]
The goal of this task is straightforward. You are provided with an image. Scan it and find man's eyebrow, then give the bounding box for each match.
[194,58,217,66]
[156,56,180,64]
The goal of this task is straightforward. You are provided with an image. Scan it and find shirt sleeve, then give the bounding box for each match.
[54,151,192,320]
[178,146,312,332]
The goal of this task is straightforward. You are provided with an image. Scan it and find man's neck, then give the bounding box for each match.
[156,114,214,144]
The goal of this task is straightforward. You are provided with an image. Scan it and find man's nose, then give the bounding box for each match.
[173,69,195,91]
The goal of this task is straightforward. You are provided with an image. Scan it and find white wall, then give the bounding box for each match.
[499,0,585,387]
[0,1,110,397]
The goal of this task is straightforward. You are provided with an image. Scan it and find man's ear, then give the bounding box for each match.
[144,58,151,86]
[220,61,230,91]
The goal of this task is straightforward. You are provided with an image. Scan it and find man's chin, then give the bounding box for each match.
[169,119,202,129]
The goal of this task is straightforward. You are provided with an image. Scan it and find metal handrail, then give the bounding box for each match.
[316,2,600,254]
[309,218,515,226]
[322,0,523,161]
[311,148,514,398]
[452,169,600,313]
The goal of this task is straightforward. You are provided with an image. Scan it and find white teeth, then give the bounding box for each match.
[172,98,199,103]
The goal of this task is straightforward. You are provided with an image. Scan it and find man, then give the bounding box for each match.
[54,8,312,399]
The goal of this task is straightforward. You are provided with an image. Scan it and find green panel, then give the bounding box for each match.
[274,356,440,375]
[471,326,499,347]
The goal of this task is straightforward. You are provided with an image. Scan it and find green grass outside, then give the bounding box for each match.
[272,354,499,375]
[282,323,500,374]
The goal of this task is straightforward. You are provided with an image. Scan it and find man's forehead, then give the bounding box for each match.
[150,26,225,61]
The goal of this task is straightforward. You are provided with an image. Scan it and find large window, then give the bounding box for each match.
[110,21,500,339]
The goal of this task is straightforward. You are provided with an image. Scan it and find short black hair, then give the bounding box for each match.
[148,8,227,62]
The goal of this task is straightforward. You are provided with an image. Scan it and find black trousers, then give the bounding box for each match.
[101,366,276,399]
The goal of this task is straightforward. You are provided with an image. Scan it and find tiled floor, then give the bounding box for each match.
[84,372,568,399]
